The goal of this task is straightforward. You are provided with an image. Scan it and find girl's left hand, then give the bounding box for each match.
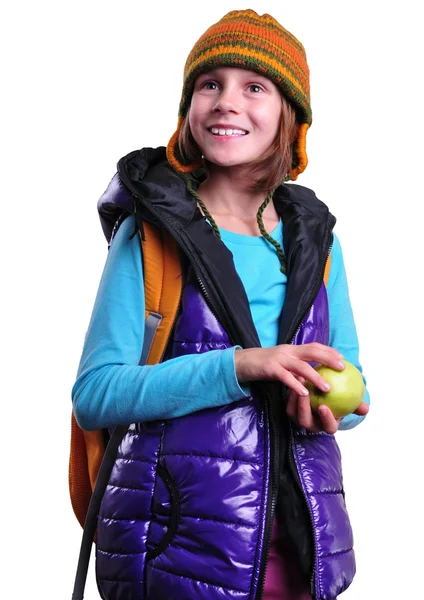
[286,377,369,434]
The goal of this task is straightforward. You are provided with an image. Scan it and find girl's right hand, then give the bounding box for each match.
[234,343,346,397]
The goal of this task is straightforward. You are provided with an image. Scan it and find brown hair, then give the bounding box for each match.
[177,94,300,192]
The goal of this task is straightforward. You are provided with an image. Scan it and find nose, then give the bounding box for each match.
[212,88,242,114]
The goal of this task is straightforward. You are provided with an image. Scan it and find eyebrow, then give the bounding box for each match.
[197,70,269,83]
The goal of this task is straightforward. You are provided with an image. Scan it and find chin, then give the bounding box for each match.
[203,151,250,169]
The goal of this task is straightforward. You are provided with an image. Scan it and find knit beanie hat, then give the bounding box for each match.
[166,9,311,181]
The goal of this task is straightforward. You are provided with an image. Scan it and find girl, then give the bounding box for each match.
[72,9,369,600]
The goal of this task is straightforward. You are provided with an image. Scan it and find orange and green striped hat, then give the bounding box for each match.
[166,9,311,180]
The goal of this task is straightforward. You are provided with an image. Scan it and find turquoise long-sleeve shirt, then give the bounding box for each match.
[72,216,369,431]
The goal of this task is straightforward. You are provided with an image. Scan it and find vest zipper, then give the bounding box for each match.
[288,421,317,597]
[255,392,278,599]
[193,272,223,326]
[286,238,334,599]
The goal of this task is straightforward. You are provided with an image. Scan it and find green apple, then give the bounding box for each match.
[306,360,365,418]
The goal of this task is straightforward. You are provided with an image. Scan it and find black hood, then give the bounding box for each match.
[98,146,336,347]
[98,146,334,241]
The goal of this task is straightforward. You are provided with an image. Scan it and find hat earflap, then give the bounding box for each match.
[166,116,203,174]
[289,123,309,180]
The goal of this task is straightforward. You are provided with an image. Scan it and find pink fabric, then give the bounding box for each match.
[263,518,312,600]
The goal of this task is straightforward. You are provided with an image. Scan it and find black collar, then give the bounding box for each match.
[115,147,336,349]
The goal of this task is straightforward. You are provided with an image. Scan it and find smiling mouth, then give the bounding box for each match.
[208,127,248,136]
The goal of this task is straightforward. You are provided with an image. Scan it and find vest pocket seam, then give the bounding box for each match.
[146,463,180,561]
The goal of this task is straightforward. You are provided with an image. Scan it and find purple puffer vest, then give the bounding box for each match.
[95,276,355,600]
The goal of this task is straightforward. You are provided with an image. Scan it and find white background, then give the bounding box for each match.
[2,1,422,598]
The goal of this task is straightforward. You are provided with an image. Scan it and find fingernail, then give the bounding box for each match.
[338,361,345,369]
[301,388,309,396]
[323,383,331,391]
[338,353,344,359]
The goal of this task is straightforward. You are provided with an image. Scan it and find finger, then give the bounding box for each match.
[286,389,298,421]
[317,405,341,434]
[277,367,310,397]
[290,343,346,371]
[354,402,369,416]
[283,357,333,394]
[297,394,318,431]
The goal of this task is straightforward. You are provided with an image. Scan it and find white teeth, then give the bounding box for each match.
[210,127,247,136]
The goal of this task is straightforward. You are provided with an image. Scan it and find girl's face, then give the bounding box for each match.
[189,67,282,169]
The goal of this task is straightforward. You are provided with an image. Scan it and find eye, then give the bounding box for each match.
[248,84,264,93]
[201,80,219,90]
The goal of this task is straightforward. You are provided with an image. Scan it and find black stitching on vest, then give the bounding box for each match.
[161,452,261,465]
[309,490,344,496]
[321,547,354,559]
[147,565,247,593]
[175,513,255,529]
[114,456,156,465]
[97,548,144,557]
[107,483,151,493]
[98,578,144,583]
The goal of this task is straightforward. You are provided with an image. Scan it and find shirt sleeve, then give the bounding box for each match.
[327,232,370,430]
[72,216,248,431]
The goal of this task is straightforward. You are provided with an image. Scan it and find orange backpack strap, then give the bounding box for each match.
[323,252,331,287]
[69,218,182,528]
[69,414,103,528]
[140,221,182,364]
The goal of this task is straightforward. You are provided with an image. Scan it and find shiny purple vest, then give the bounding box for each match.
[95,277,355,600]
